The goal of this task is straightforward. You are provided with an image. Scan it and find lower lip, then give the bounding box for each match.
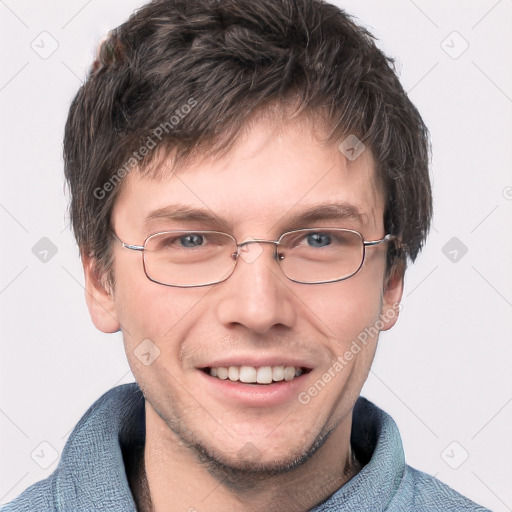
[197,370,311,407]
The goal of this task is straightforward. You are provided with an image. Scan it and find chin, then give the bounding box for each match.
[187,424,335,483]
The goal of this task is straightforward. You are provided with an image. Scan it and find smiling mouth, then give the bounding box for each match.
[200,365,312,384]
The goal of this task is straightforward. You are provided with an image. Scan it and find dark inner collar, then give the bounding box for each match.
[119,391,152,512]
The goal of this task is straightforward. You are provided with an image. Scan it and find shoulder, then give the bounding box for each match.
[348,397,490,511]
[0,474,56,512]
[388,464,491,511]
[1,383,143,512]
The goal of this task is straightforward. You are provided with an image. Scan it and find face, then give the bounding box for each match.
[83,114,403,473]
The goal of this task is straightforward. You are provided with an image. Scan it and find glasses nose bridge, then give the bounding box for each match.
[237,238,279,249]
[234,238,281,263]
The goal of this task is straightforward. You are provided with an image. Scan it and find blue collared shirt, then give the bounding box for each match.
[1,383,490,511]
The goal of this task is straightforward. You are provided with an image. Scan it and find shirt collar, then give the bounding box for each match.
[54,383,405,511]
[55,384,144,511]
[311,396,405,511]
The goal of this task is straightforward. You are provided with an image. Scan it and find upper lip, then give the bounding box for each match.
[199,356,315,370]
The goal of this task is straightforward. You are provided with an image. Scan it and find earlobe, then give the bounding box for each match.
[81,251,120,333]
[380,261,405,332]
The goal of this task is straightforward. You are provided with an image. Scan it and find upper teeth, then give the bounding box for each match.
[209,366,303,384]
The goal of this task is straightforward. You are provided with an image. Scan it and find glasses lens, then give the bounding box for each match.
[278,229,364,283]
[143,231,237,287]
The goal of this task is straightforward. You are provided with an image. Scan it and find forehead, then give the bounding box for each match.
[112,115,385,237]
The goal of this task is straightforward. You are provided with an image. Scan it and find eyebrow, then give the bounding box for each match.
[143,202,368,232]
[285,203,369,228]
[144,205,231,231]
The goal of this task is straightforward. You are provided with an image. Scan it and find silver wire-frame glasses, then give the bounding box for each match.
[112,228,394,288]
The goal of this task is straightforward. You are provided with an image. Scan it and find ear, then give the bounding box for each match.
[379,260,405,332]
[81,250,120,333]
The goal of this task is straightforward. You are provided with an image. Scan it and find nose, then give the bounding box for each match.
[214,241,297,335]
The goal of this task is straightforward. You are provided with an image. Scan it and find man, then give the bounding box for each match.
[2,0,490,510]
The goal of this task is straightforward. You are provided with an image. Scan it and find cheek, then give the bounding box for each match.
[115,283,210,397]
[304,273,384,350]
[112,255,204,357]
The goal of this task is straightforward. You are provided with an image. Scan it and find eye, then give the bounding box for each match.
[306,232,331,248]
[179,233,204,248]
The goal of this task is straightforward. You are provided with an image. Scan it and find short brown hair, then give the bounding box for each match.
[64,0,432,288]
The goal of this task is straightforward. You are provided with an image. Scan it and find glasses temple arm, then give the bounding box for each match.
[363,234,395,247]
[111,232,145,252]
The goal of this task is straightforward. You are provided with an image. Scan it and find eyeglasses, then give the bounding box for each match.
[112,228,394,288]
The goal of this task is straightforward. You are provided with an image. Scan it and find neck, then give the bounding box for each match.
[135,404,361,512]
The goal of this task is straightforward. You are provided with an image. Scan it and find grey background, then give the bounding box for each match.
[1,1,511,510]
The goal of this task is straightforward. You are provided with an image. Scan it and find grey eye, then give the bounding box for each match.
[180,234,204,248]
[306,233,331,248]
